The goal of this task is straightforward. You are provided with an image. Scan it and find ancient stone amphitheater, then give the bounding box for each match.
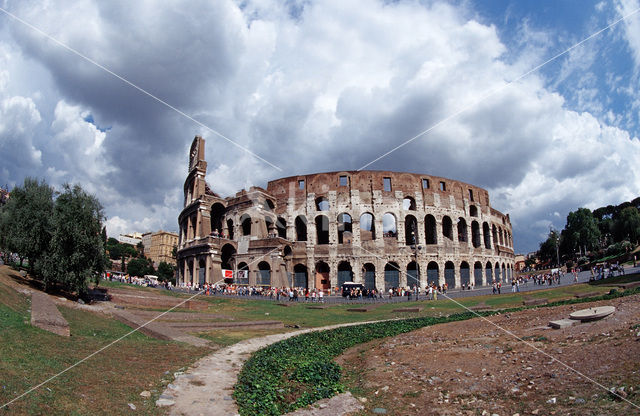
[177,136,514,291]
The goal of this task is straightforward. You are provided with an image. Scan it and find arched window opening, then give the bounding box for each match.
[384,262,400,290]
[315,261,330,290]
[483,222,492,249]
[403,197,416,210]
[382,213,397,238]
[442,216,453,241]
[337,213,353,244]
[226,219,234,240]
[457,218,468,242]
[360,213,376,241]
[236,262,249,285]
[315,215,330,245]
[444,261,455,288]
[265,199,275,211]
[211,203,225,235]
[460,261,470,287]
[492,224,498,245]
[499,228,504,245]
[363,263,376,290]
[276,217,287,239]
[265,217,275,238]
[427,262,439,285]
[471,221,481,248]
[474,261,483,287]
[240,214,252,236]
[404,215,418,246]
[338,261,353,287]
[315,197,329,211]
[469,205,478,217]
[425,215,437,244]
[220,244,236,270]
[295,216,307,241]
[257,261,271,286]
[407,261,419,288]
[293,264,308,288]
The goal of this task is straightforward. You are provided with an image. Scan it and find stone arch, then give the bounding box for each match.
[293,263,308,288]
[405,214,419,246]
[471,221,481,248]
[474,261,483,286]
[240,214,252,236]
[363,263,376,290]
[337,213,353,244]
[407,261,420,288]
[265,216,275,237]
[315,261,330,290]
[499,228,504,245]
[425,214,437,244]
[445,261,455,288]
[457,217,468,243]
[211,203,225,235]
[276,217,287,238]
[494,263,501,282]
[315,215,330,244]
[502,263,507,281]
[383,213,397,238]
[442,216,453,241]
[427,261,439,285]
[257,261,271,286]
[469,205,478,217]
[360,212,376,241]
[486,261,493,283]
[384,262,400,290]
[338,261,353,287]
[237,262,249,285]
[295,215,307,241]
[460,261,470,287]
[403,196,416,210]
[220,243,236,270]
[483,222,492,249]
[492,224,498,246]
[315,196,329,211]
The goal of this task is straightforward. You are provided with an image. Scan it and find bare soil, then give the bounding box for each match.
[338,295,640,416]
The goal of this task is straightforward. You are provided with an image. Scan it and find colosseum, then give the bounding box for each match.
[177,136,515,291]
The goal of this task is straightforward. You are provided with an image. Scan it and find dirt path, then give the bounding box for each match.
[339,294,640,415]
[160,321,373,416]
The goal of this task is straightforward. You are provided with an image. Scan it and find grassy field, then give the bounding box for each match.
[1,265,636,415]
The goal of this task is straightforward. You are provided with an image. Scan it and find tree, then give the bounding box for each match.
[0,178,54,271]
[562,208,600,256]
[40,184,106,295]
[538,230,559,265]
[157,261,176,283]
[127,257,154,277]
[613,207,640,244]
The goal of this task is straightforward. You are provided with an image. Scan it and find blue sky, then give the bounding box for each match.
[0,0,639,254]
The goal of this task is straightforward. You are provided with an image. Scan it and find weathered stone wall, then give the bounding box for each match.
[177,137,515,290]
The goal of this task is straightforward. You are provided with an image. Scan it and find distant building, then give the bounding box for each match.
[118,233,142,246]
[514,254,526,272]
[143,230,178,267]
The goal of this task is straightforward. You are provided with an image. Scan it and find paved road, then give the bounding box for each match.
[173,264,639,305]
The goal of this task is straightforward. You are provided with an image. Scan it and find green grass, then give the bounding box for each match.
[0,275,209,415]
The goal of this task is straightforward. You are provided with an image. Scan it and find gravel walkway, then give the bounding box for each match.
[160,321,378,416]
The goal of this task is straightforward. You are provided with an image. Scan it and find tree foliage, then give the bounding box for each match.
[613,207,640,244]
[0,178,54,270]
[127,257,154,277]
[561,208,600,255]
[157,261,176,283]
[0,179,106,296]
[39,184,106,295]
